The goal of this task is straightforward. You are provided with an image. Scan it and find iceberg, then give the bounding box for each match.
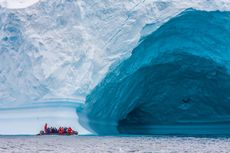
[1,0,230,105]
[80,9,230,135]
[1,0,230,135]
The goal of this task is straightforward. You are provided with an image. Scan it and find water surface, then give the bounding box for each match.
[0,136,229,153]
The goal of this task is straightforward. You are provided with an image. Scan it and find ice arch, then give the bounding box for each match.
[79,9,230,135]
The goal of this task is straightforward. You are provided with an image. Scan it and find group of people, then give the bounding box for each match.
[43,123,76,135]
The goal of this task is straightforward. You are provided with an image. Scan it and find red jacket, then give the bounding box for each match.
[58,128,62,134]
[67,127,72,134]
[44,123,48,133]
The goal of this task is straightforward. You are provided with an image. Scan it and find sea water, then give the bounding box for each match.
[0,136,230,153]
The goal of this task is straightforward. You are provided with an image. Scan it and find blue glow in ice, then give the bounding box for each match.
[80,9,230,135]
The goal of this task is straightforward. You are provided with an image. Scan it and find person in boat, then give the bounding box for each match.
[44,123,48,133]
[50,127,52,134]
[50,127,54,134]
[41,124,78,135]
[58,127,62,135]
[47,127,50,134]
[58,127,64,135]
[67,127,73,134]
[61,127,64,134]
[64,127,67,134]
[53,127,58,134]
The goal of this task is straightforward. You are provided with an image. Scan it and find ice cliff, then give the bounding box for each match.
[80,9,230,135]
[1,0,230,105]
[1,0,230,135]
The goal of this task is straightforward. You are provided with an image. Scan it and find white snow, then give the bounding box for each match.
[0,0,39,9]
[1,0,230,105]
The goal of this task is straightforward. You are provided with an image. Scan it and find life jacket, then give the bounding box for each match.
[61,128,64,134]
[67,127,72,134]
[44,123,48,133]
[58,128,62,134]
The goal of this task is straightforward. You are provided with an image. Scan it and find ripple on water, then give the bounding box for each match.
[0,136,229,153]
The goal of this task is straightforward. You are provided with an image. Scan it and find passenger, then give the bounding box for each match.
[64,127,67,134]
[44,123,48,133]
[61,127,64,134]
[58,127,62,135]
[54,127,58,134]
[50,127,53,134]
[67,127,72,134]
[47,127,50,134]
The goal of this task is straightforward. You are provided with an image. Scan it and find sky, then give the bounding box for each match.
[0,0,39,9]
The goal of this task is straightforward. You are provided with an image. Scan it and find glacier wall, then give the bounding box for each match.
[1,0,230,135]
[80,9,230,135]
[0,0,39,9]
[1,0,230,105]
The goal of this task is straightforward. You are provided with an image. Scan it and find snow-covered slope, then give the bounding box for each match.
[1,0,230,106]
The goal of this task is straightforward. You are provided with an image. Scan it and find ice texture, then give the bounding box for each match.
[0,0,39,9]
[81,9,230,135]
[1,0,230,105]
[1,0,230,135]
